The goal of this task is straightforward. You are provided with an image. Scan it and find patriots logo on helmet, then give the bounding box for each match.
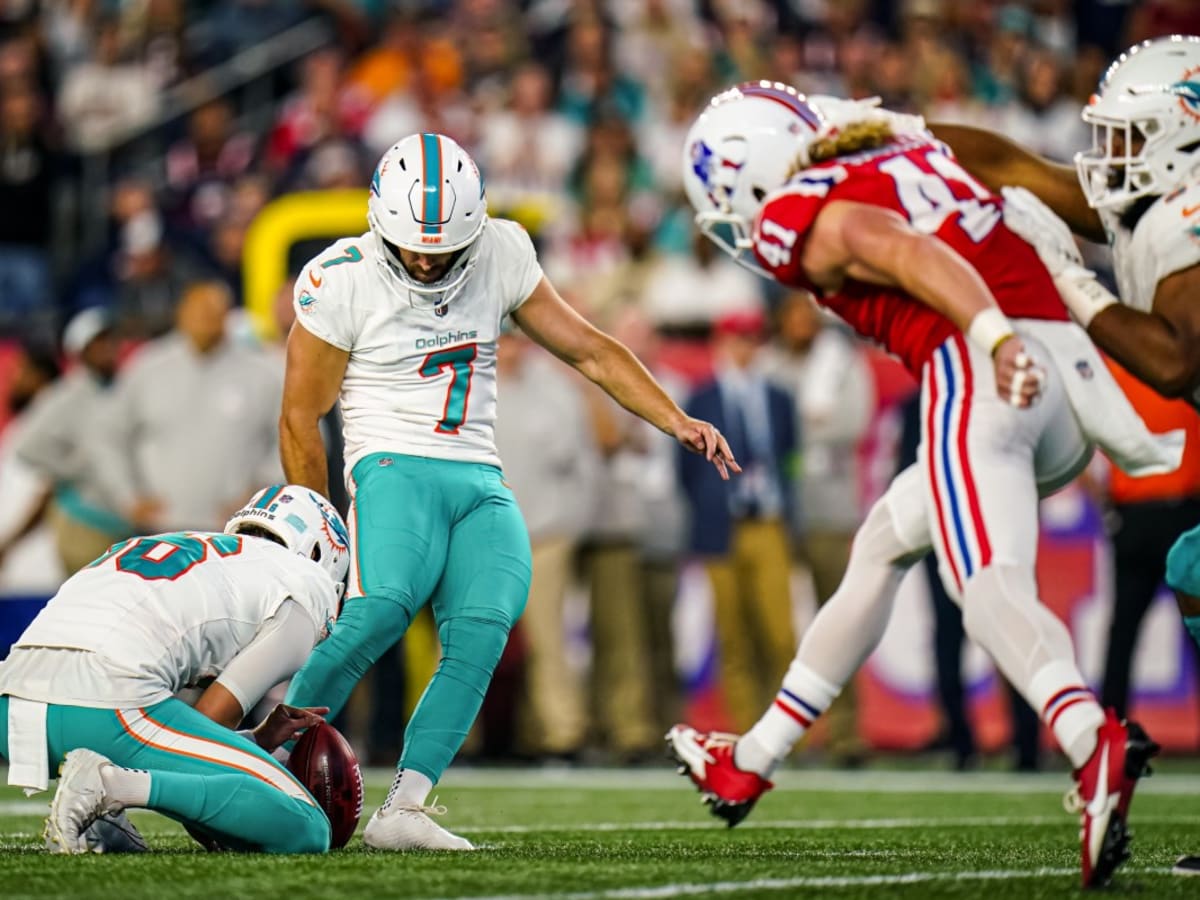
[690,139,717,189]
[691,138,744,207]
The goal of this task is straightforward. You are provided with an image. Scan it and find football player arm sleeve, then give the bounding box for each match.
[1087,267,1200,400]
[280,323,349,499]
[928,122,1106,243]
[196,599,318,728]
[511,276,689,437]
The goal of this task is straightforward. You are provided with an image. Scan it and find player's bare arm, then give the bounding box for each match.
[802,200,1042,407]
[929,123,1105,242]
[511,275,740,478]
[1088,267,1200,399]
[280,324,349,498]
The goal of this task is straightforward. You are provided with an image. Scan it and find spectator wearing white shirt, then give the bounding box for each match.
[495,326,600,760]
[90,281,284,533]
[13,309,132,575]
[0,342,62,591]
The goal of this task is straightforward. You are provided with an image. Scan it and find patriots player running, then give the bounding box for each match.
[279,132,736,851]
[933,34,1200,877]
[0,485,350,854]
[666,83,1180,888]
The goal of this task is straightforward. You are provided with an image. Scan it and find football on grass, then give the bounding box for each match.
[286,722,363,849]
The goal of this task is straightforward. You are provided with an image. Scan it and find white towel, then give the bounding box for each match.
[6,696,50,794]
[1020,320,1185,477]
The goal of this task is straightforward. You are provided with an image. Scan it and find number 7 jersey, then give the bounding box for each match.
[752,136,1068,376]
[294,218,544,472]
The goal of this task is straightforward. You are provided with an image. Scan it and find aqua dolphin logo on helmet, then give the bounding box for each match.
[1171,73,1200,122]
[367,133,488,310]
[312,491,350,552]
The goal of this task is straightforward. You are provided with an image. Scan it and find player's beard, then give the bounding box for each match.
[1118,193,1160,231]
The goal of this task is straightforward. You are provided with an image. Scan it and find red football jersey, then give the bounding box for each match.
[751,136,1068,375]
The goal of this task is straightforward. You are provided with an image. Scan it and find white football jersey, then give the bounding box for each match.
[0,533,337,707]
[1103,178,1200,313]
[293,218,543,473]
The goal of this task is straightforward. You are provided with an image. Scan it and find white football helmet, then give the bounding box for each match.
[682,82,825,271]
[224,484,351,598]
[681,81,926,272]
[367,133,488,309]
[1076,35,1200,210]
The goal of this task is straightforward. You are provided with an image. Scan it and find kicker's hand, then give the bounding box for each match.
[992,336,1045,408]
[252,703,328,752]
[673,416,741,480]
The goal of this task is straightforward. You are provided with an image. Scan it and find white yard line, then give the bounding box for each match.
[369,767,1200,797]
[3,799,1200,837]
[453,814,1200,835]
[456,867,1171,900]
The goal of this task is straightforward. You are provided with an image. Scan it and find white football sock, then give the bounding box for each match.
[100,764,150,808]
[737,662,840,775]
[960,565,1102,769]
[1029,661,1103,769]
[736,475,922,775]
[387,768,433,808]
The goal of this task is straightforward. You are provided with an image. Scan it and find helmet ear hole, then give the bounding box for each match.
[311,544,322,562]
[752,187,766,202]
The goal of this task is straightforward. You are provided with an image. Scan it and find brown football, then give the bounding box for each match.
[286,722,364,849]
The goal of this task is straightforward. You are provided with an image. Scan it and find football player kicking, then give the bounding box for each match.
[0,485,351,854]
[279,133,737,851]
[666,82,1182,888]
[932,35,1200,877]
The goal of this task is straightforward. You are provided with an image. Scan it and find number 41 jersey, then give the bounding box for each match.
[294,218,543,473]
[752,136,1068,376]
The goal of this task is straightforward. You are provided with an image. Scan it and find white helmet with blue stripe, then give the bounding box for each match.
[367,133,488,309]
[682,82,830,273]
[224,484,351,598]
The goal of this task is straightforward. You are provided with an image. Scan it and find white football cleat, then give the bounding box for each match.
[45,749,124,854]
[362,798,474,851]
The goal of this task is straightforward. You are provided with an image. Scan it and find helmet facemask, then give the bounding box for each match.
[1077,106,1165,210]
[369,219,485,311]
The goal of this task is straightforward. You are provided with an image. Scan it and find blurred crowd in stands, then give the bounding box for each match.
[3,0,1200,766]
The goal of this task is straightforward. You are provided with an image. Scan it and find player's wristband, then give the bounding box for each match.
[1054,266,1118,329]
[236,728,259,746]
[966,308,1016,357]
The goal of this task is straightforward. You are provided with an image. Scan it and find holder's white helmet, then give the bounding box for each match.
[224,485,351,598]
[1076,35,1200,210]
[367,133,488,309]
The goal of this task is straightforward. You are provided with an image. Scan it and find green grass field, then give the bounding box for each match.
[3,763,1200,898]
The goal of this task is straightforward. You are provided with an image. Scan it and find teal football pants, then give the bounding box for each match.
[0,694,329,853]
[284,452,532,783]
[1166,522,1200,652]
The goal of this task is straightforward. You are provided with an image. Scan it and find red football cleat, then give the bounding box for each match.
[1064,709,1159,889]
[665,725,773,827]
